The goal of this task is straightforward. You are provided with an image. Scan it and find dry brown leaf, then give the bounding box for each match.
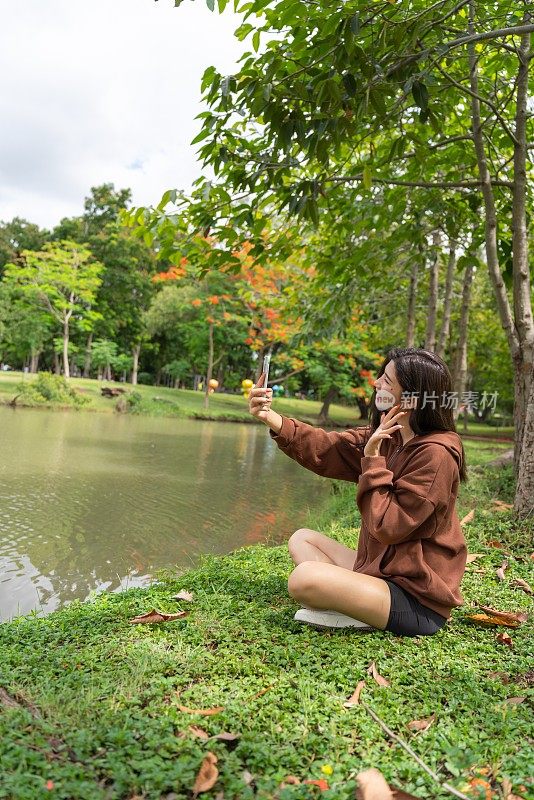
[247,685,273,700]
[367,662,390,687]
[512,578,533,595]
[356,767,394,800]
[460,509,475,526]
[478,605,528,624]
[466,553,484,564]
[501,776,527,800]
[177,705,224,716]
[487,540,505,548]
[406,713,436,732]
[192,751,218,796]
[242,770,254,786]
[496,632,513,648]
[128,608,188,624]
[490,499,513,510]
[465,613,522,628]
[344,680,366,707]
[209,732,240,742]
[504,696,526,705]
[496,560,509,581]
[189,725,210,739]
[279,775,301,788]
[173,590,194,602]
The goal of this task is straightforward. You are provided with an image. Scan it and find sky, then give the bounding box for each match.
[0,0,247,229]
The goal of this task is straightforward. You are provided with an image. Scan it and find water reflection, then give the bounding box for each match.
[0,407,332,621]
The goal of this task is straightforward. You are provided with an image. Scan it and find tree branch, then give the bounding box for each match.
[324,175,513,190]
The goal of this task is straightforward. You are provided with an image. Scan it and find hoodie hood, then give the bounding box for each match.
[392,428,463,467]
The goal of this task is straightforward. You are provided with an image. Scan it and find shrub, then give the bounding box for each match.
[16,372,89,407]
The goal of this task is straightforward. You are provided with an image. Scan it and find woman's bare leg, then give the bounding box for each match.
[288,528,357,570]
[288,560,392,630]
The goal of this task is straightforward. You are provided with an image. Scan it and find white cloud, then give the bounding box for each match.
[0,0,246,228]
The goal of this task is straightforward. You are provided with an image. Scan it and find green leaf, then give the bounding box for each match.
[206,0,215,10]
[350,13,360,35]
[411,81,429,112]
[362,165,372,190]
[342,72,358,97]
[252,30,260,52]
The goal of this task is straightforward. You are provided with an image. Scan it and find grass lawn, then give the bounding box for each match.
[0,439,531,799]
[0,372,515,438]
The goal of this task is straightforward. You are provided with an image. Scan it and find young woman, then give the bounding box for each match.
[248,347,468,637]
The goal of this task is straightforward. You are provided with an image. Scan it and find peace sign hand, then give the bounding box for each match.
[363,404,410,457]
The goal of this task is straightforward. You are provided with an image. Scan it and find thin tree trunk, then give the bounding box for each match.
[63,320,70,379]
[436,239,457,360]
[83,332,93,378]
[131,343,141,385]
[425,231,440,351]
[53,351,60,375]
[452,261,476,423]
[318,386,337,425]
[406,257,420,347]
[468,3,534,517]
[204,321,214,411]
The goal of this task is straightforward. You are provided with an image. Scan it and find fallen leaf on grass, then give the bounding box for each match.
[478,605,528,624]
[496,560,508,581]
[460,509,475,526]
[512,578,533,595]
[192,751,218,796]
[502,776,528,800]
[279,775,301,788]
[406,713,436,732]
[496,632,513,648]
[343,680,366,707]
[466,553,484,563]
[467,777,492,799]
[465,613,523,628]
[487,540,505,548]
[129,609,188,624]
[242,770,254,786]
[177,705,224,716]
[367,662,390,687]
[210,732,240,742]
[356,767,393,799]
[173,590,194,602]
[246,685,273,701]
[504,696,526,705]
[189,726,210,739]
[490,499,513,511]
[303,779,329,790]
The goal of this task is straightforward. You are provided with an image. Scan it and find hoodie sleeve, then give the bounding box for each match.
[356,446,453,545]
[268,415,369,482]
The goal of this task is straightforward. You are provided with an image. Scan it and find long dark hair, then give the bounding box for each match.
[359,347,468,483]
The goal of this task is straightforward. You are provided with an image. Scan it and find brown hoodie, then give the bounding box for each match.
[269,416,468,620]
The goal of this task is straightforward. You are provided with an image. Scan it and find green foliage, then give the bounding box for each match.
[16,372,89,407]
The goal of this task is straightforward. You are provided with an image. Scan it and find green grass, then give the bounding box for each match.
[0,441,531,800]
[0,372,515,436]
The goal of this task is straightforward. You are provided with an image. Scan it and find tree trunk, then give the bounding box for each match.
[436,239,457,360]
[29,350,40,373]
[425,231,440,351]
[406,257,420,347]
[204,321,214,411]
[83,332,93,378]
[356,396,369,421]
[452,261,476,423]
[131,343,141,385]
[63,321,70,379]
[53,351,60,375]
[468,4,533,517]
[318,386,337,425]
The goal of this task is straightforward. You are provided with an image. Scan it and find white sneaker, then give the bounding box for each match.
[293,607,376,631]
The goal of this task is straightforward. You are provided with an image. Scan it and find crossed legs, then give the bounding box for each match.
[287,528,392,630]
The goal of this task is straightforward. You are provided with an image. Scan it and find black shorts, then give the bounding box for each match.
[382,578,448,637]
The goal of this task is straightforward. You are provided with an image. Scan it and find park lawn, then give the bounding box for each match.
[0,441,532,800]
[0,371,515,438]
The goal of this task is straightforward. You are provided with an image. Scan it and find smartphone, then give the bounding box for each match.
[261,354,271,390]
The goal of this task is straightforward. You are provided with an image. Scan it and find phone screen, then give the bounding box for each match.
[261,355,271,388]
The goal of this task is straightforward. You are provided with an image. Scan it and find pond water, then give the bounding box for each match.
[0,406,332,621]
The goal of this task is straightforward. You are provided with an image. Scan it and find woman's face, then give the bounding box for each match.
[373,361,416,412]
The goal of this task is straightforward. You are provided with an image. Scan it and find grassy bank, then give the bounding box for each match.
[0,440,531,799]
[0,372,515,437]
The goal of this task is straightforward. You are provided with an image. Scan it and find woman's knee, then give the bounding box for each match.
[287,528,311,556]
[287,561,316,599]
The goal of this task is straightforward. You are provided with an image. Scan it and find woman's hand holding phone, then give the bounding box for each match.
[248,372,274,421]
